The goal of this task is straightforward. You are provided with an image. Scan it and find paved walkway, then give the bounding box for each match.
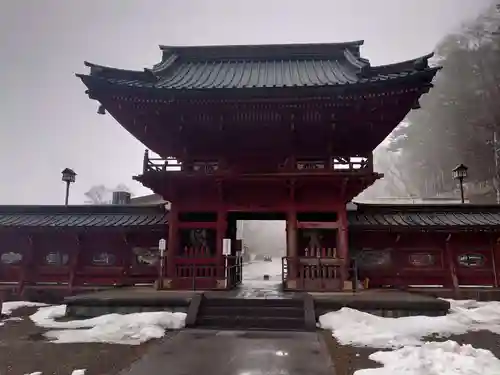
[120,330,334,375]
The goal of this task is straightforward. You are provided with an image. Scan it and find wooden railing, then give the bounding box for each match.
[141,150,373,175]
[174,255,243,290]
[282,256,359,292]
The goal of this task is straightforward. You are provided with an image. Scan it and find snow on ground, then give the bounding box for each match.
[25,371,85,375]
[29,305,186,345]
[2,301,48,316]
[319,299,500,375]
[355,341,500,375]
[1,301,48,326]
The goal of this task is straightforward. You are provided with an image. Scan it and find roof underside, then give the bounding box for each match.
[78,41,438,95]
[1,204,500,231]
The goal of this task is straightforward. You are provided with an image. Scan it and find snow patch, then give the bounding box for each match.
[318,299,500,349]
[320,299,500,375]
[30,305,186,345]
[2,301,48,315]
[354,341,500,375]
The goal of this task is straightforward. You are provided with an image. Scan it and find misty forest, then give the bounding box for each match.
[360,2,500,203]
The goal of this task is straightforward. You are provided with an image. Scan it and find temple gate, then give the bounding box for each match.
[78,41,439,291]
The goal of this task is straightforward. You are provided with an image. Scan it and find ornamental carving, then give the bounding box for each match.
[408,253,435,267]
[45,252,69,266]
[0,252,23,265]
[132,247,159,266]
[91,252,116,266]
[356,249,392,269]
[457,253,485,268]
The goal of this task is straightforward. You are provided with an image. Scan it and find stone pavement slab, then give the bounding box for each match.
[120,329,334,375]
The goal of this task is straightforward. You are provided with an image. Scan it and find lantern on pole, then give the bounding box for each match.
[61,168,76,206]
[452,164,468,204]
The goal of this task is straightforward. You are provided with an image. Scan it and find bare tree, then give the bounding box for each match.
[84,184,134,204]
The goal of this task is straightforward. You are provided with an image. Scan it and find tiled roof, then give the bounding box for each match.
[348,204,500,230]
[0,205,167,230]
[77,41,439,94]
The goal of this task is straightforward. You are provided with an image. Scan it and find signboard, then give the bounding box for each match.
[222,238,232,256]
[158,238,166,257]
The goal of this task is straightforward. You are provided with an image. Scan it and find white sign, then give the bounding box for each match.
[222,238,232,256]
[158,238,166,257]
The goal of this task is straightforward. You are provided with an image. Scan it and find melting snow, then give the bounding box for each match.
[319,299,500,375]
[30,305,186,345]
[1,301,48,326]
[2,301,48,316]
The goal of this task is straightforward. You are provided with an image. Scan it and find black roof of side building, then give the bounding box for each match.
[0,204,168,231]
[1,203,500,232]
[77,41,440,98]
[349,203,500,231]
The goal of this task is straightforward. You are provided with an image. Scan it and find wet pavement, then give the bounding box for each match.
[235,258,292,299]
[120,330,334,375]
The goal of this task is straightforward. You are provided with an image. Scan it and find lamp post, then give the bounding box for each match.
[61,168,76,206]
[452,164,468,204]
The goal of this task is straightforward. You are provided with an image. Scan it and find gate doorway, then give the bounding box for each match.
[227,212,286,297]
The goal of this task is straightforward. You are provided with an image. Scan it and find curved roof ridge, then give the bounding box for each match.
[158,41,365,61]
[159,40,365,51]
[365,53,436,75]
[82,61,155,81]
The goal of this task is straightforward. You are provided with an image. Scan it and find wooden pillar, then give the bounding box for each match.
[287,209,298,285]
[68,234,81,294]
[18,234,34,297]
[216,209,227,279]
[121,233,132,286]
[445,234,459,292]
[492,236,500,288]
[337,209,349,286]
[166,204,178,282]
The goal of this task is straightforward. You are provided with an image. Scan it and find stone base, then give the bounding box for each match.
[286,280,297,289]
[154,278,172,290]
[216,280,227,289]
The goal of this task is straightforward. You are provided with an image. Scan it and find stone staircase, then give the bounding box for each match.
[195,297,307,331]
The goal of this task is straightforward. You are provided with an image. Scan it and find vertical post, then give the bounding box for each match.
[492,236,499,288]
[287,209,298,287]
[459,177,465,204]
[445,234,459,292]
[68,234,81,294]
[19,235,34,297]
[338,208,349,289]
[64,181,70,206]
[167,205,178,286]
[216,209,227,280]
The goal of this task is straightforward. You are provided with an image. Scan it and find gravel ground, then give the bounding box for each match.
[320,329,500,375]
[0,307,158,375]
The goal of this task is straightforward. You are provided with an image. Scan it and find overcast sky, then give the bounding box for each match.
[0,0,492,205]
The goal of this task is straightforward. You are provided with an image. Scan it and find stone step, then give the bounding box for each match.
[196,315,306,331]
[203,297,303,308]
[199,305,304,318]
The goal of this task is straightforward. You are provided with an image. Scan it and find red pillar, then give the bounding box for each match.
[338,208,349,288]
[445,234,459,292]
[286,209,298,287]
[166,205,178,285]
[216,209,227,280]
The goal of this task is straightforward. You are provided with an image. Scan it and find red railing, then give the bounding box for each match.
[174,255,243,290]
[282,256,357,291]
[141,150,373,175]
